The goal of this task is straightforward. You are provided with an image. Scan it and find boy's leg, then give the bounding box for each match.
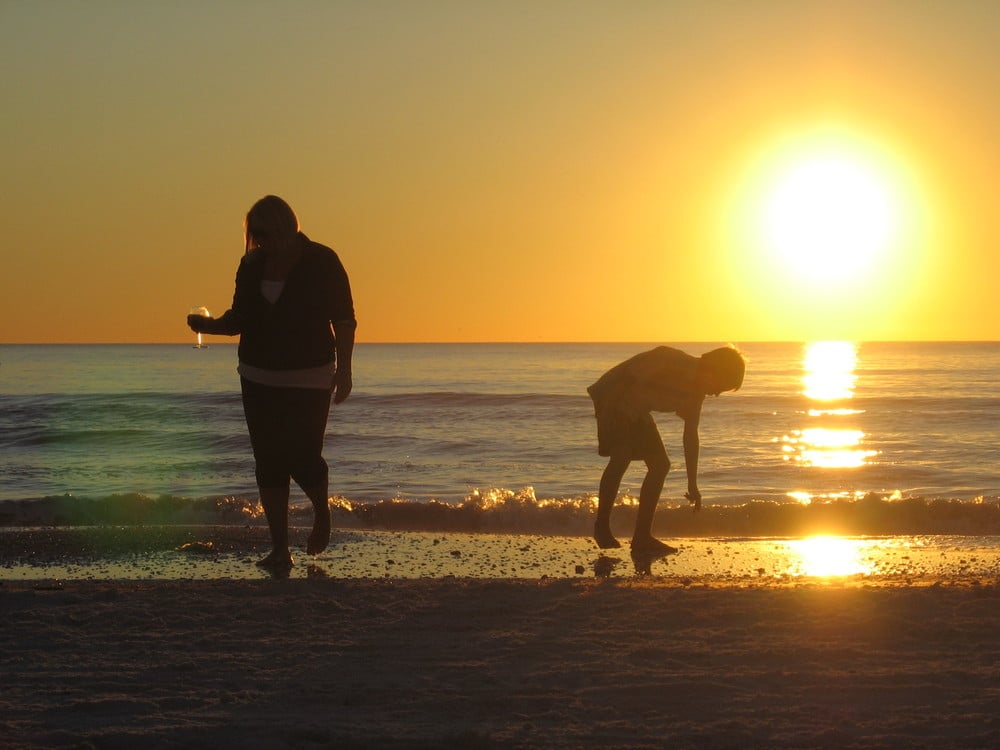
[596,455,630,548]
[631,422,671,549]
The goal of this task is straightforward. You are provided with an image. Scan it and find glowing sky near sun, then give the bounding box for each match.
[2,1,998,343]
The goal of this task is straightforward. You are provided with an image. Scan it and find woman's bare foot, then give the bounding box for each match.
[256,550,294,571]
[594,523,622,549]
[306,509,331,555]
[630,536,678,557]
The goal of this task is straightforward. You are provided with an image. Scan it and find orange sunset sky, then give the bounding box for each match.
[2,1,998,344]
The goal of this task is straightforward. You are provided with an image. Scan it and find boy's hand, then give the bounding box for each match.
[685,490,702,513]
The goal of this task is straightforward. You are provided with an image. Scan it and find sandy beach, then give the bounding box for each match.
[2,528,999,749]
[3,577,1000,749]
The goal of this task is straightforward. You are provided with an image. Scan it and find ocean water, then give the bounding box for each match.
[1,342,1000,536]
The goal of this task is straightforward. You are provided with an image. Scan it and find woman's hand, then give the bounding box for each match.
[333,371,352,404]
[187,314,209,332]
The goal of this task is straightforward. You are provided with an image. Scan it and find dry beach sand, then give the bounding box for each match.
[3,527,1000,749]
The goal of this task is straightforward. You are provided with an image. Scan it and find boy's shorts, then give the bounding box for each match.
[588,383,664,460]
[595,410,663,460]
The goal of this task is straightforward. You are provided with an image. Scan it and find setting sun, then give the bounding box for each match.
[759,150,900,282]
[722,123,928,340]
[745,128,913,291]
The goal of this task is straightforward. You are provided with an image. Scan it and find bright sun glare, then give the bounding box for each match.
[727,126,918,316]
[788,536,872,577]
[802,340,857,401]
[760,148,901,282]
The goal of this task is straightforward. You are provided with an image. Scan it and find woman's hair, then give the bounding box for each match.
[244,195,300,252]
[703,346,746,392]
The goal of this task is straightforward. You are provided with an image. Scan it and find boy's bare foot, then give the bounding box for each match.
[307,508,331,555]
[594,525,622,549]
[630,537,678,557]
[256,550,294,571]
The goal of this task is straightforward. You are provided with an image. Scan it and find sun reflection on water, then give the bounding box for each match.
[786,536,874,577]
[783,427,877,469]
[782,342,878,495]
[802,340,857,400]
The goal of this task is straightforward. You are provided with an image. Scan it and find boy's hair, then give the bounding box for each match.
[702,346,746,391]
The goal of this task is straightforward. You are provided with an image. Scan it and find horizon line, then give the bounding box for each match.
[4,339,1000,346]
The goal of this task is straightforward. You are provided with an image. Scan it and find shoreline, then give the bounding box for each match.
[6,493,1000,539]
[2,525,999,584]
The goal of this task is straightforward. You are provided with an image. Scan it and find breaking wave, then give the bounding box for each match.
[3,488,1000,538]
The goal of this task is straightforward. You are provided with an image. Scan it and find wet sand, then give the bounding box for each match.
[3,525,999,582]
[3,527,1000,748]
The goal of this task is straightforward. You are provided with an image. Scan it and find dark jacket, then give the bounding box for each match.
[212,233,355,370]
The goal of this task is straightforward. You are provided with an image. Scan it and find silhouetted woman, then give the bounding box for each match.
[188,195,356,572]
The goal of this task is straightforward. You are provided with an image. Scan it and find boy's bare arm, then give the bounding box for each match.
[682,410,702,511]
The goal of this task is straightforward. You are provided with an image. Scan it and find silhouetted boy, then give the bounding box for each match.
[587,345,745,554]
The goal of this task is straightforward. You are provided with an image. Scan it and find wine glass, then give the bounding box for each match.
[189,306,210,348]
